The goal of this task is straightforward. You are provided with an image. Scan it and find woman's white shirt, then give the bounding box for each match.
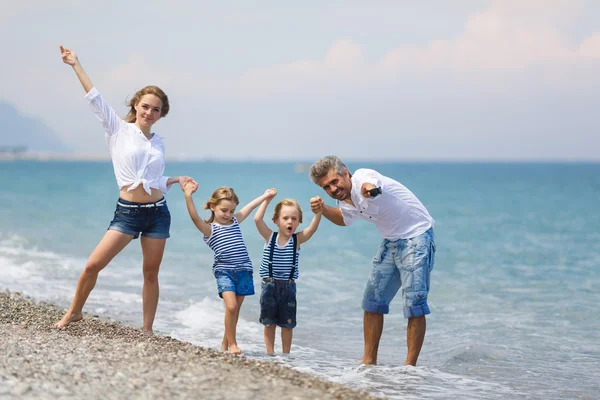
[85,87,171,195]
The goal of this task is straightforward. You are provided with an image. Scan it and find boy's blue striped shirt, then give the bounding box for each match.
[259,232,300,280]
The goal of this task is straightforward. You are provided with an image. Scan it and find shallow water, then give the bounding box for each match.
[1,161,599,399]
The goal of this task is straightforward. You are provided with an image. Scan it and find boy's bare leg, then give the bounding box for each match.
[221,292,243,354]
[361,311,384,365]
[54,230,133,328]
[264,325,276,355]
[281,327,293,354]
[405,315,426,366]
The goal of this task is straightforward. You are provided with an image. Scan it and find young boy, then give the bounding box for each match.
[254,190,322,355]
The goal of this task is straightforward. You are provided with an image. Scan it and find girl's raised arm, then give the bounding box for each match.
[254,191,277,242]
[183,181,212,237]
[235,188,276,224]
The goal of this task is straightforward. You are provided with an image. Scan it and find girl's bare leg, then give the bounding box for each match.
[222,292,243,354]
[221,295,245,351]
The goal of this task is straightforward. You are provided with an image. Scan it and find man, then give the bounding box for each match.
[309,155,435,366]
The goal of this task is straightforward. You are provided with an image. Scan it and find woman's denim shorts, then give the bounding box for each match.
[108,198,171,239]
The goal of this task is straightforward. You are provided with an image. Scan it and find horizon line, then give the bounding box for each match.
[0,152,599,164]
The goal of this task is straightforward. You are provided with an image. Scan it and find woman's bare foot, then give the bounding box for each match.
[228,344,242,355]
[53,311,83,328]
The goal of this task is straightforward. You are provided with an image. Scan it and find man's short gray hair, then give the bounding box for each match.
[309,155,348,184]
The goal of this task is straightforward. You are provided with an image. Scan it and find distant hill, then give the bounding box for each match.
[0,101,70,153]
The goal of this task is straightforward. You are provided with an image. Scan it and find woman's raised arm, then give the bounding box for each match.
[60,45,93,93]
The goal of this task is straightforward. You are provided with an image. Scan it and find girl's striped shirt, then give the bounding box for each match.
[204,217,252,272]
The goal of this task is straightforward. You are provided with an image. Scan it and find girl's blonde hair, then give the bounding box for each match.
[124,86,170,123]
[272,199,303,224]
[204,187,239,223]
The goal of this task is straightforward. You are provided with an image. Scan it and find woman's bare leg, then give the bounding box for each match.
[54,230,133,328]
[140,236,166,332]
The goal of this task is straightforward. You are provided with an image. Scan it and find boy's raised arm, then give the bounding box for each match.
[254,193,276,242]
[298,197,322,244]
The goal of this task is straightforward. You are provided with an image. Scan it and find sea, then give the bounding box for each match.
[1,160,599,399]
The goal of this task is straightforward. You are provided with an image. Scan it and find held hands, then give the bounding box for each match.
[59,45,79,66]
[182,180,199,197]
[177,176,194,187]
[264,188,277,199]
[310,196,324,214]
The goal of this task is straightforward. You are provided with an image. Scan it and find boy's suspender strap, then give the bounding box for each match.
[268,232,278,278]
[289,233,298,280]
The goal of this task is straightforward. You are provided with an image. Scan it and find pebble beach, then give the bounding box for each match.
[0,291,380,399]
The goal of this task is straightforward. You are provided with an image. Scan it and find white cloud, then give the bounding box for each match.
[578,34,600,59]
[324,39,362,68]
[222,1,599,95]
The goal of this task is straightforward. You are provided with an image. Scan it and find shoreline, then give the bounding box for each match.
[0,290,380,399]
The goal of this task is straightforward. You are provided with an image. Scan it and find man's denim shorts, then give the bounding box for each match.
[362,228,435,318]
[259,279,297,329]
[108,198,171,239]
[214,269,255,298]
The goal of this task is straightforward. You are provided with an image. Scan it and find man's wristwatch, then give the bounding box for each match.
[368,187,382,197]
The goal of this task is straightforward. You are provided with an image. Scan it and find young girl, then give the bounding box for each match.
[54,46,192,331]
[182,182,273,354]
[254,190,322,355]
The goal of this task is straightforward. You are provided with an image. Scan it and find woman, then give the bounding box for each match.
[54,45,192,332]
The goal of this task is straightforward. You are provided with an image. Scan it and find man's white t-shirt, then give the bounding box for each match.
[338,169,434,240]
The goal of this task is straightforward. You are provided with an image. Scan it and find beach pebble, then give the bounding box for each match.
[11,383,31,396]
[0,291,377,400]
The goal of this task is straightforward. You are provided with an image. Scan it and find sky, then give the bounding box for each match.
[1,0,599,161]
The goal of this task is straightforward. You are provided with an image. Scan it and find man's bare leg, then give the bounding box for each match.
[405,315,426,366]
[361,311,384,365]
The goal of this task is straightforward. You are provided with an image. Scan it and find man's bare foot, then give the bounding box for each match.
[360,358,377,365]
[221,338,229,352]
[53,311,83,328]
[228,344,242,355]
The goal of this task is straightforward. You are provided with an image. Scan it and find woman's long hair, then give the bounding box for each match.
[124,86,170,123]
